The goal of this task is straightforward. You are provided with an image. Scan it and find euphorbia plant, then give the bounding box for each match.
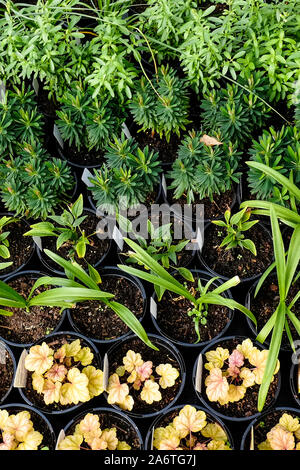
[107,349,180,411]
[0,409,46,450]
[204,338,280,406]
[118,238,256,342]
[24,339,103,406]
[0,215,18,270]
[153,405,231,450]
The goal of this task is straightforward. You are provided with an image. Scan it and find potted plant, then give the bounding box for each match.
[194,336,281,422]
[165,130,242,222]
[0,341,16,404]
[145,404,233,450]
[57,407,143,450]
[19,331,103,415]
[24,194,111,275]
[0,403,56,450]
[240,407,300,450]
[105,334,185,418]
[199,207,274,282]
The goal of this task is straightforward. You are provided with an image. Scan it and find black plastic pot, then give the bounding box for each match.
[193,335,282,422]
[198,221,273,283]
[19,331,102,415]
[0,341,16,404]
[67,266,148,345]
[0,213,36,280]
[145,404,234,450]
[0,270,67,349]
[35,206,113,276]
[0,403,56,450]
[245,273,293,352]
[240,407,300,450]
[290,360,300,408]
[105,333,186,419]
[150,269,234,348]
[58,406,143,450]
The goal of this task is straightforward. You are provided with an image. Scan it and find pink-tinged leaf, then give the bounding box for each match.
[267,426,295,450]
[205,368,229,402]
[136,361,153,381]
[228,350,244,376]
[200,134,223,146]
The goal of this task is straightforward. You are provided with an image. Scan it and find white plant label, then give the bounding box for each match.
[55,430,66,450]
[14,349,28,388]
[81,168,94,188]
[150,298,157,319]
[0,81,5,104]
[32,78,39,95]
[103,353,109,391]
[195,354,203,393]
[112,225,124,251]
[33,236,42,251]
[0,341,5,364]
[53,124,64,149]
[121,123,132,139]
[161,173,167,199]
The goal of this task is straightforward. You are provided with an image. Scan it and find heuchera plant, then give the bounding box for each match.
[107,350,180,411]
[204,339,280,406]
[58,412,131,451]
[24,340,104,407]
[153,405,231,450]
[0,409,45,450]
[258,413,300,450]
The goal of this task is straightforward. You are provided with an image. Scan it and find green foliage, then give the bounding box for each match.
[0,215,17,269]
[295,93,300,129]
[0,83,44,155]
[0,142,74,219]
[247,126,300,206]
[55,81,124,151]
[88,136,162,212]
[200,74,270,145]
[167,130,241,203]
[118,237,256,343]
[212,208,259,256]
[129,65,190,142]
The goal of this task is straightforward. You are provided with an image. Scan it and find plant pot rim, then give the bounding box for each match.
[198,221,274,283]
[144,403,235,450]
[67,265,148,345]
[289,361,300,408]
[35,206,113,276]
[193,334,282,422]
[240,406,300,450]
[0,341,16,404]
[0,402,56,450]
[104,333,186,419]
[0,270,67,348]
[18,330,102,415]
[150,269,234,348]
[60,406,144,450]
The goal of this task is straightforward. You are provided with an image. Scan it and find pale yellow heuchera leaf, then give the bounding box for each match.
[64,339,81,358]
[153,426,177,449]
[239,367,256,388]
[296,442,300,450]
[74,347,94,366]
[173,406,207,439]
[295,426,300,440]
[123,350,143,373]
[101,428,118,450]
[0,410,9,430]
[25,343,54,375]
[279,414,300,433]
[54,346,66,363]
[193,442,208,450]
[76,413,101,442]
[207,440,231,450]
[226,384,246,403]
[60,368,90,405]
[32,373,45,394]
[45,364,67,383]
[267,426,295,450]
[0,432,17,450]
[205,368,229,402]
[118,394,134,412]
[58,434,83,450]
[82,366,104,398]
[258,439,273,450]
[201,423,228,442]
[249,349,269,385]
[107,373,129,405]
[156,363,179,389]
[5,411,33,442]
[89,436,108,450]
[205,348,229,368]
[17,430,43,450]
[127,370,138,384]
[236,339,255,360]
[141,380,162,404]
[43,379,62,405]
[156,431,181,451]
[117,441,131,450]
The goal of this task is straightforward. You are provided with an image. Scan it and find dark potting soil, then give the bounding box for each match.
[37,88,57,120]
[157,275,231,344]
[0,348,14,402]
[249,277,300,348]
[153,408,231,450]
[23,334,100,412]
[40,211,110,271]
[135,131,181,165]
[201,222,273,279]
[70,276,144,341]
[251,410,300,450]
[0,276,63,345]
[202,338,280,419]
[0,219,34,276]
[63,142,105,167]
[65,411,141,450]
[2,406,55,450]
[108,337,182,414]
[169,188,235,221]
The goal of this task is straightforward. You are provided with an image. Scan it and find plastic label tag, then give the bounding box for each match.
[112,226,124,251]
[53,124,64,149]
[33,236,42,251]
[0,341,6,364]
[150,298,157,319]
[161,173,167,199]
[55,430,66,450]
[121,123,132,139]
[103,353,109,391]
[195,354,203,393]
[14,349,28,388]
[0,81,5,103]
[81,168,94,188]
[32,78,39,95]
